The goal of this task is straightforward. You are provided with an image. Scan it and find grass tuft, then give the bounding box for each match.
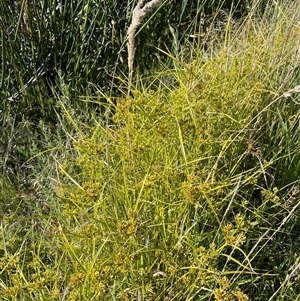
[1,1,300,300]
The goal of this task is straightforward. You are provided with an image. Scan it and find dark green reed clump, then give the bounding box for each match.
[0,0,260,106]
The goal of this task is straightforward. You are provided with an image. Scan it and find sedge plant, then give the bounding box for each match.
[1,1,300,301]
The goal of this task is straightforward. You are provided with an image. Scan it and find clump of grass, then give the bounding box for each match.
[1,1,300,300]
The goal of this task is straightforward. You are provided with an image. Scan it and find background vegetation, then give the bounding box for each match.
[0,0,300,300]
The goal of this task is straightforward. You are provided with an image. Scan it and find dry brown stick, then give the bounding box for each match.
[127,0,163,94]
